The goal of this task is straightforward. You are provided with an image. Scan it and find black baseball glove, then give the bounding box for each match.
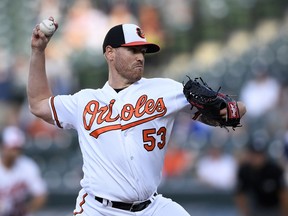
[183,76,241,130]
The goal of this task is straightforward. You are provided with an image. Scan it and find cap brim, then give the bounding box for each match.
[121,41,160,53]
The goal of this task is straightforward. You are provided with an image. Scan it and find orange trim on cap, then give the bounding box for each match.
[50,96,63,128]
[121,41,157,47]
[121,41,160,53]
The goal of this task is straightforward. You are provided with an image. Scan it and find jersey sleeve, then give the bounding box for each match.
[49,93,79,130]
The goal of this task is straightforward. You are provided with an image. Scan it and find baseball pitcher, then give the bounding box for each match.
[28,17,246,216]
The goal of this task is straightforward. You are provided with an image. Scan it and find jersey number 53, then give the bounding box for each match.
[142,127,167,151]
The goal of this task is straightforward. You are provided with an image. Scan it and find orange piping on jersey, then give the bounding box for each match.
[90,110,167,139]
[73,193,88,215]
[51,96,63,128]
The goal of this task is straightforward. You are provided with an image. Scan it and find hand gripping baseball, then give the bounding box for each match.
[39,18,57,37]
[31,17,58,51]
[183,76,241,130]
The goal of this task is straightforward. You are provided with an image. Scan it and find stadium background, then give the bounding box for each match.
[0,0,288,215]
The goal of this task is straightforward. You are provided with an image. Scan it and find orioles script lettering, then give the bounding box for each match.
[83,95,167,138]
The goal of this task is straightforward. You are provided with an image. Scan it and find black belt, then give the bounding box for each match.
[95,193,157,212]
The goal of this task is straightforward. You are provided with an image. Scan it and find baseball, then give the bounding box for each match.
[39,19,56,36]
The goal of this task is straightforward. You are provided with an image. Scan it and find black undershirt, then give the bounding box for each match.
[114,88,125,93]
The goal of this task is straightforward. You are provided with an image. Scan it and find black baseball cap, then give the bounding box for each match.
[102,24,160,54]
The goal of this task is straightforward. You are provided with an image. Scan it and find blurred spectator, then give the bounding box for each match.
[44,43,74,95]
[240,70,280,119]
[138,4,165,48]
[196,145,237,190]
[108,2,137,28]
[62,0,109,53]
[160,0,193,31]
[0,126,47,216]
[10,55,30,95]
[37,0,61,21]
[163,143,195,178]
[0,49,13,101]
[235,138,288,216]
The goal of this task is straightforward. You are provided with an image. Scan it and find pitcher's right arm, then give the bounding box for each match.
[27,17,58,124]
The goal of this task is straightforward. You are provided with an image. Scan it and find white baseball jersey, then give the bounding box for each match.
[49,78,191,202]
[0,155,47,215]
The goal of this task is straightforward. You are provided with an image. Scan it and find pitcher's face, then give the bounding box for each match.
[113,46,146,83]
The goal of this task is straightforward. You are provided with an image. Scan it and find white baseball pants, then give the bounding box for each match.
[73,189,190,216]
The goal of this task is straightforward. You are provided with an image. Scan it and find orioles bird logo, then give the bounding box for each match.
[136,28,145,39]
